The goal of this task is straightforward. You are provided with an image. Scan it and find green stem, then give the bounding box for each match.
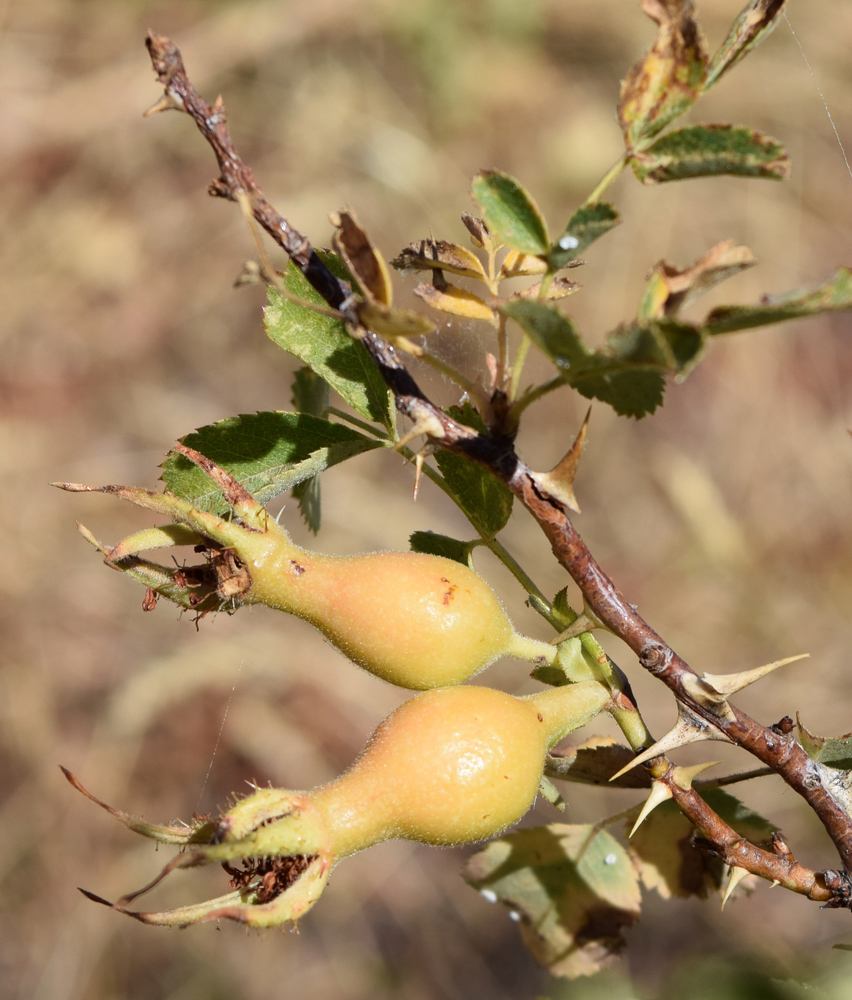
[508,334,533,402]
[583,153,629,206]
[324,407,392,440]
[484,537,552,616]
[509,374,564,423]
[413,348,487,412]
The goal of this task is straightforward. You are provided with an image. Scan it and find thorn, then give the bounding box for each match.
[672,760,723,792]
[681,672,736,720]
[142,93,183,117]
[529,407,591,513]
[412,452,424,501]
[702,654,809,697]
[394,413,446,452]
[721,865,750,910]
[629,780,672,837]
[609,703,731,781]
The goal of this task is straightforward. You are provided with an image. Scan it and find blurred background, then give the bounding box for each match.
[3,0,852,997]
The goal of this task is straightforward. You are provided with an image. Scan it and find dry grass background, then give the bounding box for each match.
[3,1,852,997]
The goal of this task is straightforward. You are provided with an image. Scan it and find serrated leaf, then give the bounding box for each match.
[464,824,641,980]
[550,202,620,269]
[471,170,549,256]
[618,0,708,150]
[797,719,852,770]
[434,403,513,537]
[629,789,777,900]
[704,268,852,336]
[408,531,477,567]
[638,240,756,319]
[390,240,487,281]
[290,368,330,534]
[705,0,787,91]
[265,256,393,428]
[414,281,497,324]
[331,209,393,305]
[630,125,790,184]
[162,412,383,514]
[547,736,652,789]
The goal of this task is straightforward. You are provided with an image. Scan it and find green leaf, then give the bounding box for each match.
[290,368,331,533]
[797,719,852,770]
[502,299,593,373]
[162,411,383,514]
[573,369,666,419]
[433,403,514,537]
[629,789,777,900]
[265,253,394,429]
[471,170,549,256]
[550,202,620,270]
[630,125,790,184]
[705,0,787,91]
[618,0,707,150]
[704,268,852,335]
[408,531,478,567]
[464,824,641,980]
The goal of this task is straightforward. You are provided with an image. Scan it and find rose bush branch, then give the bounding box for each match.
[140,30,852,904]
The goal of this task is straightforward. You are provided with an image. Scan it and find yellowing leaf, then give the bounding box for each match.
[638,240,756,320]
[500,249,548,278]
[355,300,435,339]
[414,282,497,324]
[706,0,787,90]
[391,240,487,281]
[331,209,394,305]
[618,0,707,151]
[512,276,579,302]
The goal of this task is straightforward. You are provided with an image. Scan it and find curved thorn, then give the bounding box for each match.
[629,780,673,837]
[721,865,750,910]
[703,654,809,697]
[672,760,724,792]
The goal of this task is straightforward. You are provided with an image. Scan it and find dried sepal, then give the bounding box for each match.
[461,213,493,251]
[73,779,333,928]
[391,240,488,282]
[330,209,393,306]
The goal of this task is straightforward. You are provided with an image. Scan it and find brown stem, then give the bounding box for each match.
[142,33,852,903]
